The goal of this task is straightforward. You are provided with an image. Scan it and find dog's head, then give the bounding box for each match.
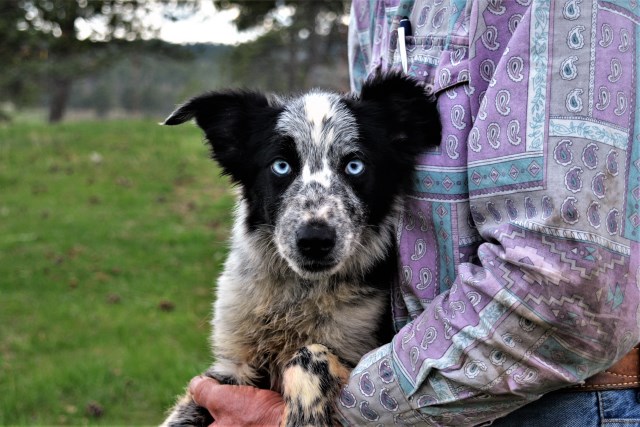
[164,74,440,279]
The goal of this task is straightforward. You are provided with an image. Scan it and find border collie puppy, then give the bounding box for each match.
[160,73,440,426]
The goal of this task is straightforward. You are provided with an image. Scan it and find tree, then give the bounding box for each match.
[217,0,350,91]
[0,1,45,111]
[5,0,200,122]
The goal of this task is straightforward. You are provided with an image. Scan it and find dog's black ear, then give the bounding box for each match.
[163,90,271,129]
[356,73,441,154]
[164,91,280,183]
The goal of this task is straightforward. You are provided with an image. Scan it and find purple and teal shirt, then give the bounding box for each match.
[339,0,640,424]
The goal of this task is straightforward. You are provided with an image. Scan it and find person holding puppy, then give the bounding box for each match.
[190,0,640,425]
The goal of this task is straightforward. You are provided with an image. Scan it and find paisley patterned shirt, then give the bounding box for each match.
[339,0,640,425]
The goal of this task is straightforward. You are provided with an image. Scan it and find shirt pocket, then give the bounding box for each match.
[387,32,470,97]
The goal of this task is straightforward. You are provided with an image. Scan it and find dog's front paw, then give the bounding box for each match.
[281,344,350,427]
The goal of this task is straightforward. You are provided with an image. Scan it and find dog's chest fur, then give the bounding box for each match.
[210,203,393,391]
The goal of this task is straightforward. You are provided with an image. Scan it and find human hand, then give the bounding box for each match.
[188,376,285,426]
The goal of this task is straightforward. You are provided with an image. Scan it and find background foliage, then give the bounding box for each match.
[0,0,351,123]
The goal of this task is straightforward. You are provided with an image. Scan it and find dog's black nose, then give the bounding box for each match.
[296,223,336,260]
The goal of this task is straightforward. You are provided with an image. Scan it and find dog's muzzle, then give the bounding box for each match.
[295,221,337,271]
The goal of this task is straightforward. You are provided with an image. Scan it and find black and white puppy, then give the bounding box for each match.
[161,73,440,426]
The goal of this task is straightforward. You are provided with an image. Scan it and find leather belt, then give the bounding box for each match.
[565,345,640,392]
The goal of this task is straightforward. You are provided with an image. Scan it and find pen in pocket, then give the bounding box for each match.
[398,17,412,74]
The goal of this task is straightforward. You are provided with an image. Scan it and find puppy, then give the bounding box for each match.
[161,73,440,426]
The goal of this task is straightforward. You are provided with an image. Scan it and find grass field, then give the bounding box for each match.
[0,119,235,425]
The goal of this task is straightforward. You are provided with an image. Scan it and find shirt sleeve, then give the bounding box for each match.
[339,0,640,425]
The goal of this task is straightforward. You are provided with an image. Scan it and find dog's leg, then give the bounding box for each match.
[160,391,214,427]
[281,344,351,427]
[160,369,241,427]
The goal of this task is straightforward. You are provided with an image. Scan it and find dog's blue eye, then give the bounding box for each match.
[271,159,292,176]
[345,159,365,176]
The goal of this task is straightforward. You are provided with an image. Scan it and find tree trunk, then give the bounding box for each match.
[48,77,72,123]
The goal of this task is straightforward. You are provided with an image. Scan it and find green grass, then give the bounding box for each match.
[0,120,235,425]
